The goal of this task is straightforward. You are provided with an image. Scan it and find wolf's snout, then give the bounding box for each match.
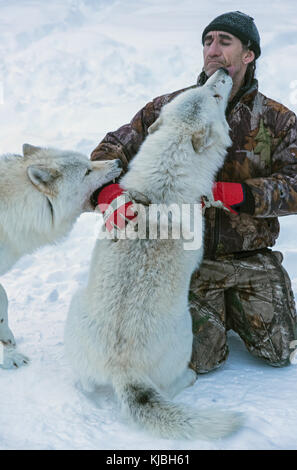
[218,67,229,76]
[115,159,123,169]
[205,68,233,89]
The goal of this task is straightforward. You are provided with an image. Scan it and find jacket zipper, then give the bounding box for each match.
[209,107,235,259]
[210,168,224,259]
[210,208,220,259]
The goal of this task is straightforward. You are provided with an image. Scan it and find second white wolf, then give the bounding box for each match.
[0,144,122,369]
[65,69,243,440]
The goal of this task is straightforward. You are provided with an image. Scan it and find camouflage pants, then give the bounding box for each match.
[189,249,297,373]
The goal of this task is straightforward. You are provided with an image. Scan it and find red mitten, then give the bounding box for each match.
[212,182,255,215]
[97,184,137,231]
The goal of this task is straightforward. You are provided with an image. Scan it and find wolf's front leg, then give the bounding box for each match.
[0,284,29,369]
[0,283,16,347]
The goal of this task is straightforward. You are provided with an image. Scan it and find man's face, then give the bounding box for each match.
[203,30,253,80]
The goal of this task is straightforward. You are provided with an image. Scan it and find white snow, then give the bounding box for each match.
[1,0,297,450]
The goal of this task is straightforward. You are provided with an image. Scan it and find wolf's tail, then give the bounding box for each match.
[113,376,242,440]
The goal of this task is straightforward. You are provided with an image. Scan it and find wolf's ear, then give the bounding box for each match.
[148,116,163,135]
[27,165,59,194]
[191,125,213,153]
[23,143,42,157]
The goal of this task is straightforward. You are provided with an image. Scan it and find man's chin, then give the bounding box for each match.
[205,64,236,79]
[205,64,225,77]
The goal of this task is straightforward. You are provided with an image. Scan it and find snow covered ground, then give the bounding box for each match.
[1,0,297,450]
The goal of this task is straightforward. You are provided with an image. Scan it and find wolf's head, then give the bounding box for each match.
[149,68,232,155]
[11,145,123,245]
[122,68,233,203]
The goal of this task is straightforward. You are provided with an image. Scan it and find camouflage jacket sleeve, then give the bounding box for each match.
[90,99,157,170]
[90,86,196,170]
[245,110,297,218]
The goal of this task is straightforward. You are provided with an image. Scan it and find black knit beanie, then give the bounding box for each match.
[202,11,261,59]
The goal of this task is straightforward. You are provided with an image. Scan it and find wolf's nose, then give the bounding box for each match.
[219,67,229,76]
[116,159,123,168]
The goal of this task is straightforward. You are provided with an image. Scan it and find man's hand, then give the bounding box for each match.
[203,182,255,215]
[96,183,150,232]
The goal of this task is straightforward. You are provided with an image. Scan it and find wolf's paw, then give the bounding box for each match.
[0,327,16,347]
[125,190,151,206]
[202,194,224,209]
[201,194,226,216]
[0,344,30,369]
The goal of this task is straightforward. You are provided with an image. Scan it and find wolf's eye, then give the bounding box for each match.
[85,169,92,176]
[213,94,222,100]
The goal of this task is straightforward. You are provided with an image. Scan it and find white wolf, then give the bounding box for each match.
[0,144,122,369]
[65,68,242,440]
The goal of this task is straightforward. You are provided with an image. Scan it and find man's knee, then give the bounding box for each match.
[190,334,229,374]
[248,328,297,368]
[189,294,228,374]
[262,338,297,368]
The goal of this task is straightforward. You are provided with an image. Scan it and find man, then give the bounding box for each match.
[91,11,297,372]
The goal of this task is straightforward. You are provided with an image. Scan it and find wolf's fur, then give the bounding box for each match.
[0,144,122,368]
[65,69,242,439]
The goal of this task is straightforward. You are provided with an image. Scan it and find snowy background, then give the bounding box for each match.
[1,0,297,450]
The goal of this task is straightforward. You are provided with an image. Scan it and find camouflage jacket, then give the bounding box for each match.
[91,75,297,259]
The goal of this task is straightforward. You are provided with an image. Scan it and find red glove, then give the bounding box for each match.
[97,184,137,231]
[212,182,255,215]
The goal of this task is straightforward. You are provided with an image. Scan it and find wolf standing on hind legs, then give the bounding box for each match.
[91,11,297,372]
[65,68,243,439]
[0,144,122,369]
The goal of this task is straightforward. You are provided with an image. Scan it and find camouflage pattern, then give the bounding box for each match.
[91,74,297,258]
[189,250,297,372]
